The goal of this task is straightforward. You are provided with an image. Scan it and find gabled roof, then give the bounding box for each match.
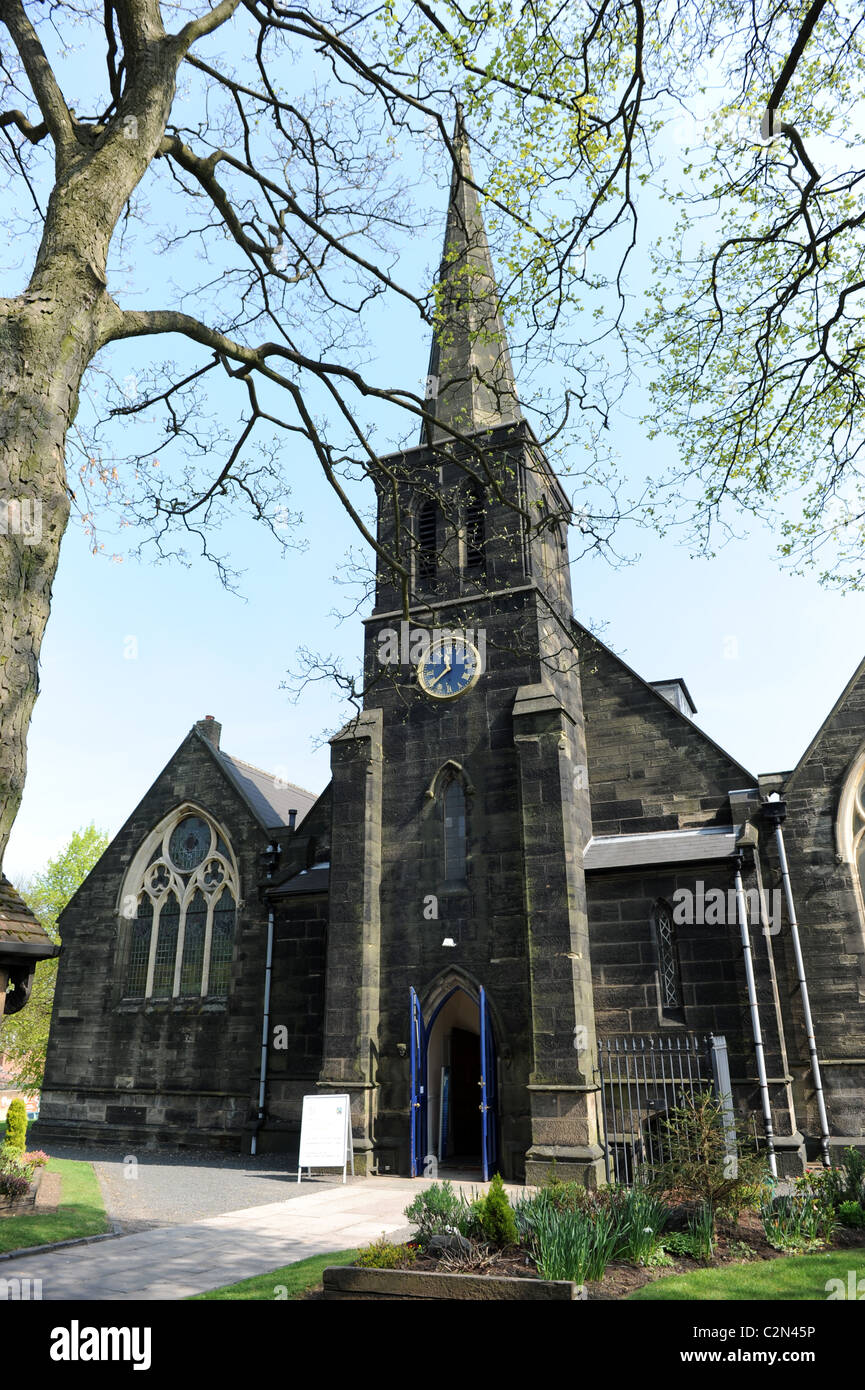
[216,752,316,831]
[573,618,757,788]
[783,653,865,794]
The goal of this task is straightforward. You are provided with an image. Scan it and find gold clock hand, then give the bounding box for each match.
[428,663,452,688]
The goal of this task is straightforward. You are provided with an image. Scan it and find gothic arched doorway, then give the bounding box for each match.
[409,981,497,1179]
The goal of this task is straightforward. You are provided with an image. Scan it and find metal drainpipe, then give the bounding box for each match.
[762,801,832,1167]
[733,852,778,1177]
[251,906,275,1157]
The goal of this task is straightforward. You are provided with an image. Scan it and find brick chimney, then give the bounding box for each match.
[194,715,221,749]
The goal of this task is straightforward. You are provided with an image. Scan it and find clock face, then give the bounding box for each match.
[418,637,482,700]
[168,816,211,871]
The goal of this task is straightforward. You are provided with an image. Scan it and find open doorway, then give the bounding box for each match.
[410,982,497,1178]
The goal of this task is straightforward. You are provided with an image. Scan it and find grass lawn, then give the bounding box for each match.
[189,1250,359,1300]
[0,1158,109,1254]
[627,1248,865,1301]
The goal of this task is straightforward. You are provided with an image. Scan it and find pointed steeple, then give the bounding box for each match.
[422,110,522,442]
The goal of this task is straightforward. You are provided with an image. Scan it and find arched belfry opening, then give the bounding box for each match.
[409,973,498,1179]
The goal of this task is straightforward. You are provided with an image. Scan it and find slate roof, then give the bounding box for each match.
[583,826,738,872]
[267,863,330,896]
[0,876,58,961]
[217,753,317,831]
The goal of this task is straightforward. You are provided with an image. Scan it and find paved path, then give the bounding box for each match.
[43,1145,337,1233]
[0,1178,467,1301]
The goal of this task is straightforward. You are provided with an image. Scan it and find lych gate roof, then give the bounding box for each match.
[422,111,522,441]
[0,876,57,961]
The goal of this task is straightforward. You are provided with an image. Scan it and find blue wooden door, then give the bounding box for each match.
[479,986,497,1180]
[409,986,425,1177]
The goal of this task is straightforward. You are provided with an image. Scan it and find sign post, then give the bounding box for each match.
[297,1094,354,1183]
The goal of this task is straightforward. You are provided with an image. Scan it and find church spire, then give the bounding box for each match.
[422,109,522,442]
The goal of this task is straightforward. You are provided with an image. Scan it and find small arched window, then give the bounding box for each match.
[652,899,684,1016]
[121,808,239,1002]
[465,483,486,570]
[417,500,437,586]
[443,778,467,883]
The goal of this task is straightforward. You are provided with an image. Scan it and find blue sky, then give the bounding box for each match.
[5,28,865,882]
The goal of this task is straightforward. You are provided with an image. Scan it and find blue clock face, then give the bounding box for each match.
[418,637,481,700]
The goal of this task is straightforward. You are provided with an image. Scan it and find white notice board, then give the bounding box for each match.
[297,1093,354,1183]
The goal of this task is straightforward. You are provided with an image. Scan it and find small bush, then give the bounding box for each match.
[816,1148,865,1211]
[22,1149,48,1167]
[404,1181,479,1246]
[0,1171,31,1200]
[662,1230,700,1258]
[355,1236,416,1269]
[4,1099,28,1154]
[475,1174,518,1248]
[837,1201,865,1229]
[646,1090,770,1228]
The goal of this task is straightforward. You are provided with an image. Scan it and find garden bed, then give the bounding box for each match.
[339,1097,865,1300]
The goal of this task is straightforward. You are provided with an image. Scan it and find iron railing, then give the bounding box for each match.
[595,1034,734,1185]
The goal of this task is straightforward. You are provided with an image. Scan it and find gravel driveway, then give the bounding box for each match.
[46,1144,341,1233]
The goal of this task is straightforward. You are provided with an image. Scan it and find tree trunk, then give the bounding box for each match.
[0,281,107,866]
[0,13,185,870]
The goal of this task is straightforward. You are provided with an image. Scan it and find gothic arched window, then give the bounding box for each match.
[836,749,865,951]
[120,807,239,1001]
[651,899,684,1017]
[465,483,486,570]
[417,500,437,586]
[443,778,467,883]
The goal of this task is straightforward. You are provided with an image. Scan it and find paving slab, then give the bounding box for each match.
[0,1176,488,1301]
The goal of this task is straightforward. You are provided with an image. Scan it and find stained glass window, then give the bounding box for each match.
[180,889,208,996]
[443,779,467,882]
[121,809,239,1003]
[151,893,180,998]
[209,888,236,998]
[169,816,211,871]
[125,897,152,998]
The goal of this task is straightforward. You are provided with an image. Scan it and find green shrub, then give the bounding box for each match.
[837,1201,865,1229]
[662,1230,700,1258]
[646,1090,770,1228]
[817,1148,865,1211]
[4,1099,28,1154]
[404,1181,480,1246]
[0,1146,34,1198]
[355,1235,416,1269]
[474,1174,518,1247]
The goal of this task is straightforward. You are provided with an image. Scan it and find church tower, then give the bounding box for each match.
[318,116,603,1183]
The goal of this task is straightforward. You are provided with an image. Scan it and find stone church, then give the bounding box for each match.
[36,128,865,1183]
